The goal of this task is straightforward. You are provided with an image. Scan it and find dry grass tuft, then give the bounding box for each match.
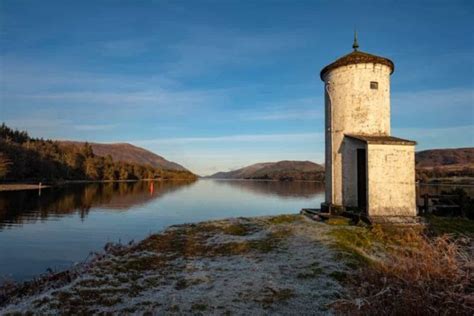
[266,214,300,225]
[333,231,473,315]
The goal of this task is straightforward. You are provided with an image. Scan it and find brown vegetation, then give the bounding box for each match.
[331,223,473,315]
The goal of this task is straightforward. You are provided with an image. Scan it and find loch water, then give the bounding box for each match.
[0,179,325,281]
[1,179,472,282]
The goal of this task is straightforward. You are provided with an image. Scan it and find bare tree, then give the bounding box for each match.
[0,153,12,178]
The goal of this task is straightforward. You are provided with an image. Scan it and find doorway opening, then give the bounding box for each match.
[357,148,367,211]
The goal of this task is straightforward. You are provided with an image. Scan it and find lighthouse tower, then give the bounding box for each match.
[320,34,417,217]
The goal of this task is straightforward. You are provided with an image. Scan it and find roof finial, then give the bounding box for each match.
[352,29,359,51]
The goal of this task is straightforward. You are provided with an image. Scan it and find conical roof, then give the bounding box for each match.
[320,50,394,81]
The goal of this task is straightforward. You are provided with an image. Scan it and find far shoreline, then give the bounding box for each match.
[1,177,473,192]
[0,184,51,192]
[0,178,323,192]
[0,178,195,192]
[204,177,325,183]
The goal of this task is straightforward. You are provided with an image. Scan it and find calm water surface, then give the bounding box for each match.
[0,179,324,281]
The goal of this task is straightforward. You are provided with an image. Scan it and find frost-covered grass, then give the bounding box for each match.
[4,214,470,315]
[1,214,349,315]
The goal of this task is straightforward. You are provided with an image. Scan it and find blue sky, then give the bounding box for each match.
[0,0,473,175]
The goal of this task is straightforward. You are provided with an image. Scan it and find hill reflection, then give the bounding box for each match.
[0,181,195,229]
[215,180,325,199]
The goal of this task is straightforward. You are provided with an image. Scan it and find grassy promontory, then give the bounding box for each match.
[1,214,472,315]
[0,183,50,191]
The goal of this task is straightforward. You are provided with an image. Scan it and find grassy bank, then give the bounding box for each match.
[0,184,50,192]
[329,216,473,315]
[1,214,472,314]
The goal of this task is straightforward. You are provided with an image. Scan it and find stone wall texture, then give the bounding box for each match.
[367,144,417,216]
[324,63,392,206]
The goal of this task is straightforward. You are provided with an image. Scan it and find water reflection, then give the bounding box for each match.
[0,179,325,281]
[2,181,470,231]
[217,180,325,198]
[0,181,195,229]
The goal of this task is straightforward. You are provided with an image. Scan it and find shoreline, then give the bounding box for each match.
[1,214,348,314]
[203,178,325,183]
[0,184,50,192]
[1,177,473,192]
[0,213,472,314]
[0,179,196,192]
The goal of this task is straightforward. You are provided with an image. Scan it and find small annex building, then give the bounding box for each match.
[320,34,417,217]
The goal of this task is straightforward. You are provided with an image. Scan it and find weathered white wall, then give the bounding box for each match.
[341,138,366,207]
[323,63,392,206]
[367,144,417,216]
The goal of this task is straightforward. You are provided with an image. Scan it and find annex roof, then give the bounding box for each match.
[345,134,417,146]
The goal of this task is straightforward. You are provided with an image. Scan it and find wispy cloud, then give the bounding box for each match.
[240,97,323,121]
[99,39,150,57]
[164,27,307,77]
[0,58,179,94]
[133,132,324,145]
[74,124,117,131]
[15,89,224,109]
[4,118,72,130]
[393,124,474,150]
[392,88,473,113]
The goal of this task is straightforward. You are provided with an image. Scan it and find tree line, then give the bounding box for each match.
[0,123,197,182]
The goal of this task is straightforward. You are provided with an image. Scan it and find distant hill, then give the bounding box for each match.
[415,147,474,182]
[416,148,474,169]
[206,148,474,183]
[59,141,188,171]
[207,161,324,181]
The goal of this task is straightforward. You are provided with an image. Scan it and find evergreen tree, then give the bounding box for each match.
[0,123,197,182]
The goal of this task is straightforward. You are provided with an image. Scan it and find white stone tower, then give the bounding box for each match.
[320,34,417,217]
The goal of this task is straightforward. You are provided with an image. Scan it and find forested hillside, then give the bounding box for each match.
[59,141,188,171]
[0,124,196,182]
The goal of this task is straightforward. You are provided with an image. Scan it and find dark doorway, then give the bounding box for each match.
[357,148,367,211]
